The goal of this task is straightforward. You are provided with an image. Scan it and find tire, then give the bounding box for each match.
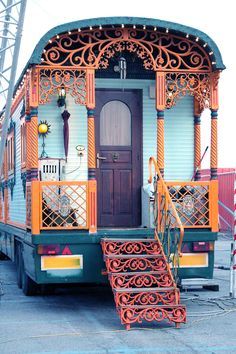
[21,258,38,296]
[15,244,22,289]
[40,284,55,295]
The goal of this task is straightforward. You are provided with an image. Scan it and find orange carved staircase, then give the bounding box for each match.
[101,237,186,330]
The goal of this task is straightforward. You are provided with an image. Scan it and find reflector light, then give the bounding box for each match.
[193,242,210,252]
[62,245,72,255]
[38,244,60,255]
[181,243,191,253]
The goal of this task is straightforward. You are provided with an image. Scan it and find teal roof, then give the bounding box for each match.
[15,17,225,92]
[29,17,225,70]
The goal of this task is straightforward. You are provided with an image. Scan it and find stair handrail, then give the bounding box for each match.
[148,156,184,256]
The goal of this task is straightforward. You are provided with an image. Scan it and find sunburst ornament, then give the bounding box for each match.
[38,120,51,157]
[38,120,51,137]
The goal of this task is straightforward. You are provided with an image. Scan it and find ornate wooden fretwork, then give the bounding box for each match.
[210,71,220,110]
[39,68,86,105]
[42,27,211,72]
[29,68,39,108]
[166,72,210,110]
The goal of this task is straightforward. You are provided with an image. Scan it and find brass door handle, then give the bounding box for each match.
[96,153,106,168]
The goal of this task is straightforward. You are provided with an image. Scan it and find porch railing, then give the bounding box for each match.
[164,181,218,231]
[27,180,97,234]
[148,157,184,258]
[148,156,218,256]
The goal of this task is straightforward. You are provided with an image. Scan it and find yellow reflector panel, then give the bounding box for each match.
[179,253,208,268]
[41,255,83,270]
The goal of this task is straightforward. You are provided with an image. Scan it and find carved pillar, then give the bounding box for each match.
[210,71,220,180]
[210,110,218,180]
[86,69,96,180]
[156,72,166,177]
[157,111,165,177]
[87,109,96,179]
[194,98,202,180]
[29,68,39,181]
[25,114,31,181]
[29,108,39,180]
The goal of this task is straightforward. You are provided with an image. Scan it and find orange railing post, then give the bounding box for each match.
[31,180,40,235]
[209,180,219,232]
[148,156,184,255]
[88,180,97,233]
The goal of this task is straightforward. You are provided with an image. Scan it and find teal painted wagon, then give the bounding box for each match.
[0,17,225,328]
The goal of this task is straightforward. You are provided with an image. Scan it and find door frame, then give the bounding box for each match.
[95,88,143,227]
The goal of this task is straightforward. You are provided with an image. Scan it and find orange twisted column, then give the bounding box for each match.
[157,111,165,177]
[25,115,32,181]
[87,109,96,180]
[194,115,201,180]
[86,69,96,180]
[29,109,39,180]
[210,110,218,180]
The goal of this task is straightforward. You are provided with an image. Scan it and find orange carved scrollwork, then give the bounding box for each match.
[166,72,210,110]
[29,67,39,108]
[25,72,30,114]
[210,71,220,110]
[39,67,86,105]
[42,27,211,72]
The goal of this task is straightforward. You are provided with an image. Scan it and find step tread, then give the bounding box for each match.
[104,254,164,259]
[101,238,156,242]
[119,304,186,309]
[113,287,176,293]
[109,270,168,276]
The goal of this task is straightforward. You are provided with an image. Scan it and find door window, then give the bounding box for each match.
[100,100,131,146]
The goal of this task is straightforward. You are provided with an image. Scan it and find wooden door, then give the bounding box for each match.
[95,89,142,227]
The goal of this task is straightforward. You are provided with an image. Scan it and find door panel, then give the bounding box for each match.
[95,90,142,227]
[101,170,113,215]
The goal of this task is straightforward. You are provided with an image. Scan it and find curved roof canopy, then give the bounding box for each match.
[29,17,225,70]
[14,17,225,93]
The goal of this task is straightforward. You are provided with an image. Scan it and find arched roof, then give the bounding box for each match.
[14,17,225,94]
[29,17,225,70]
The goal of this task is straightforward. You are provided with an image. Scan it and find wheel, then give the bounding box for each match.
[40,284,55,295]
[0,251,8,260]
[15,244,22,289]
[21,258,38,296]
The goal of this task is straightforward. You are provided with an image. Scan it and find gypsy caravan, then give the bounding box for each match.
[0,17,225,329]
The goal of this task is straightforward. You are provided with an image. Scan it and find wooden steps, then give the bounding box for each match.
[101,237,186,330]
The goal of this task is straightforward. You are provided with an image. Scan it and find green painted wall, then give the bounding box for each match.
[38,96,87,181]
[37,79,194,183]
[165,96,194,180]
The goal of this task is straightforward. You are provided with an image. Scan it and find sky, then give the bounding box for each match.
[16,0,236,168]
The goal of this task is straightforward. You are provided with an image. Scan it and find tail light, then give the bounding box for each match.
[38,244,60,255]
[193,242,211,252]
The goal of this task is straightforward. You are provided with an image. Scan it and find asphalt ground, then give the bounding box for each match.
[0,235,236,354]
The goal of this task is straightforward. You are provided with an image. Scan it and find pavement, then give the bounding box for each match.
[0,235,236,354]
